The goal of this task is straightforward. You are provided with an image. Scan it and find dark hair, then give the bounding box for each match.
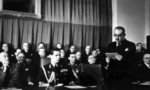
[137,43,142,46]
[114,26,126,35]
[69,52,76,57]
[50,48,60,55]
[38,42,45,46]
[55,43,62,49]
[2,43,9,47]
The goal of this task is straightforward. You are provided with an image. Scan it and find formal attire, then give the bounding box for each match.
[22,50,33,59]
[134,48,147,65]
[65,50,75,58]
[135,63,150,82]
[32,52,50,83]
[105,39,136,85]
[81,52,91,64]
[37,63,75,86]
[7,62,32,87]
[68,63,80,84]
[10,54,17,64]
[76,58,82,65]
[59,58,68,65]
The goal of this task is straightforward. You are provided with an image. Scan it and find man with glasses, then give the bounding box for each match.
[105,26,136,88]
[106,26,136,62]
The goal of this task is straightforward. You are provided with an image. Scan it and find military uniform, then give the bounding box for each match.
[37,63,75,86]
[68,63,80,84]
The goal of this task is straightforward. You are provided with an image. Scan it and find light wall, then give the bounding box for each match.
[112,0,150,48]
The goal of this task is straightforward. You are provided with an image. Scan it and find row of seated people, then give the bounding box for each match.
[0,42,146,66]
[0,41,149,88]
[0,42,103,88]
[0,42,103,64]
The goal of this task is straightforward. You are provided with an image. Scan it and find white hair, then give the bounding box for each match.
[0,52,9,63]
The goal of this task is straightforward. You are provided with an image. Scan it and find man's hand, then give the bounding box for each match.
[115,54,123,61]
[106,57,110,64]
[28,82,34,86]
[69,81,76,85]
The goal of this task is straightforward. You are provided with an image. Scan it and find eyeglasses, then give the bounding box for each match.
[114,34,124,37]
[144,57,150,59]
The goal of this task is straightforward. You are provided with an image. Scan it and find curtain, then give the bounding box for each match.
[0,0,112,52]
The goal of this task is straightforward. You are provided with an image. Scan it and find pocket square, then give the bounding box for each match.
[125,48,129,51]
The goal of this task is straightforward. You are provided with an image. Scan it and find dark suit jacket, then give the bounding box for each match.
[81,52,91,64]
[32,52,50,81]
[105,39,136,81]
[22,50,33,59]
[136,63,150,82]
[7,62,32,87]
[107,39,136,61]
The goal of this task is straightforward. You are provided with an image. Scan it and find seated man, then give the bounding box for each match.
[8,52,34,87]
[0,43,13,64]
[11,48,22,64]
[75,51,82,65]
[81,45,91,64]
[37,49,75,86]
[65,45,76,58]
[37,42,45,52]
[59,49,68,65]
[88,55,97,65]
[134,43,147,65]
[132,52,150,82]
[22,42,33,64]
[68,53,80,84]
[33,48,50,82]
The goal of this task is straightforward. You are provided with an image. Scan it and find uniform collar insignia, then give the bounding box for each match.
[61,69,68,72]
[47,71,50,74]
[49,64,51,68]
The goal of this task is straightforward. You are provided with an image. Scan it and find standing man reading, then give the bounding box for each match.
[105,26,136,88]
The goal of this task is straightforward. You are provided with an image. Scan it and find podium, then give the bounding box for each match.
[80,64,103,86]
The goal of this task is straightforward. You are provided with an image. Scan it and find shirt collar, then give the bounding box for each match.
[144,63,150,69]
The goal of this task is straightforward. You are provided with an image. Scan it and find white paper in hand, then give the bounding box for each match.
[105,53,118,59]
